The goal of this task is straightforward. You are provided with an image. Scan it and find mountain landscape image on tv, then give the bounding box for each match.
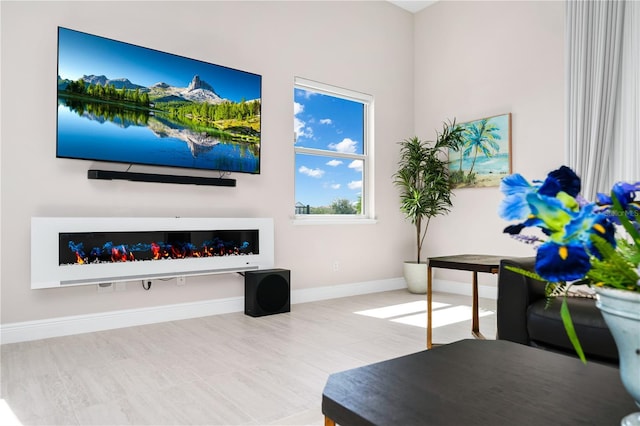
[57,27,261,174]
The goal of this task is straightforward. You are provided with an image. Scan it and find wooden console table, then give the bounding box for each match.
[427,254,516,349]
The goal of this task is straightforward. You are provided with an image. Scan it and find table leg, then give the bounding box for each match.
[324,416,336,426]
[427,264,433,349]
[471,271,485,340]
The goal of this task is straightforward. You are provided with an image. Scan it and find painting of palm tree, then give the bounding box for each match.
[448,113,511,188]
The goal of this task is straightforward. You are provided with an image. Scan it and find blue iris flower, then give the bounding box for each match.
[498,173,536,221]
[536,242,591,282]
[498,166,582,222]
[499,166,617,282]
[541,165,581,197]
[532,203,615,281]
[596,181,640,228]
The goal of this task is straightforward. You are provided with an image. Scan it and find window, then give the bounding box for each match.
[293,78,374,221]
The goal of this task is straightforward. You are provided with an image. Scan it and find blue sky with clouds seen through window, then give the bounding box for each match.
[294,88,364,209]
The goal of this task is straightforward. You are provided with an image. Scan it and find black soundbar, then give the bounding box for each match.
[87,169,236,187]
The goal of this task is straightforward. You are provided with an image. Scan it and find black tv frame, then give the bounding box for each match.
[57,27,262,178]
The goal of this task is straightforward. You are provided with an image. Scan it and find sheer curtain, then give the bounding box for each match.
[565,0,638,200]
[610,0,639,185]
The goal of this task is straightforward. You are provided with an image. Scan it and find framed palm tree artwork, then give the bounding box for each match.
[448,113,512,189]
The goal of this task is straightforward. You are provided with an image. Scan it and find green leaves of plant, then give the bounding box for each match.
[393,121,463,263]
[588,235,640,290]
[560,297,587,364]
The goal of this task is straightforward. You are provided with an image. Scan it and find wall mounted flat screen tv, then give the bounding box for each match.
[57,27,261,174]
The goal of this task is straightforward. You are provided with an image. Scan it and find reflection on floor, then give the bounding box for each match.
[0,400,20,426]
[355,300,495,328]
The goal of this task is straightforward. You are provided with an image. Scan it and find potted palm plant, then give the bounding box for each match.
[393,120,464,293]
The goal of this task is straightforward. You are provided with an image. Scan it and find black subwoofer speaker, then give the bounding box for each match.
[244,269,291,317]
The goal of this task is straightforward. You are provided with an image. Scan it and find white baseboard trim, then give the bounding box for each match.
[0,277,494,344]
[0,277,406,344]
[0,297,245,345]
[291,277,407,304]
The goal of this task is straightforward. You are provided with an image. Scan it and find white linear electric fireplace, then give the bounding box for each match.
[31,217,274,289]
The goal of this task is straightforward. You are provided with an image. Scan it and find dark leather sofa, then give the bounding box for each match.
[497,257,619,366]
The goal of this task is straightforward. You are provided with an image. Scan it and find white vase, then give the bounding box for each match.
[403,261,428,294]
[595,286,640,426]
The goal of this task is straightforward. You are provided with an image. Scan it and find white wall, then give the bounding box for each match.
[0,1,415,324]
[1,0,567,327]
[413,0,566,285]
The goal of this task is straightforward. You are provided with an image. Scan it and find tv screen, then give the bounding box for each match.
[57,27,261,174]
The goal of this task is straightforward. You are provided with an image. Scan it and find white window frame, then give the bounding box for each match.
[293,77,376,225]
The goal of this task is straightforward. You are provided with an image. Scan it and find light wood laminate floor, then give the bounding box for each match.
[1,290,497,425]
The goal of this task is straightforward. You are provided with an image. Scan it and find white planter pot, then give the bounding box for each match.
[594,286,640,425]
[403,261,428,294]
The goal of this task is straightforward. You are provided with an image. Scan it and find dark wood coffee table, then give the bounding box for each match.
[322,339,637,426]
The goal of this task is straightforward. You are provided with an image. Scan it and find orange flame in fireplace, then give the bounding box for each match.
[151,242,161,260]
[67,234,253,266]
[171,247,184,259]
[111,247,130,262]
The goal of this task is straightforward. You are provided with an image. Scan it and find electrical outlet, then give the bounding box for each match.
[332,261,340,272]
[177,276,186,286]
[115,282,127,292]
[97,282,114,293]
